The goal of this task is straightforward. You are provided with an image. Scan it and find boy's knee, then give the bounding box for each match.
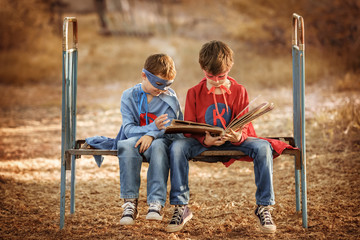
[260,141,272,154]
[170,139,189,156]
[117,142,131,152]
[255,140,273,160]
[117,138,138,154]
[150,139,167,152]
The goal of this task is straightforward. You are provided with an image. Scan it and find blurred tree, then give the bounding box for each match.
[94,0,111,35]
[307,0,360,71]
[230,0,360,71]
[0,0,60,85]
[49,0,69,35]
[0,0,59,50]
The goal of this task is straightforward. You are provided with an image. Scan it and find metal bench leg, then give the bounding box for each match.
[60,152,68,229]
[295,167,301,212]
[70,155,76,214]
[301,161,308,228]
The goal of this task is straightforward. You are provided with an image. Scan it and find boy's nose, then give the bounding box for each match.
[210,76,222,82]
[157,89,167,93]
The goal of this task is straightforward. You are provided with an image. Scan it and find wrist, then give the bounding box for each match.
[202,138,209,147]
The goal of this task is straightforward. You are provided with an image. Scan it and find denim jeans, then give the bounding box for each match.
[117,136,171,207]
[169,137,275,206]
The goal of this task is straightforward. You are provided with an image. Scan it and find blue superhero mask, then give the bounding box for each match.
[142,68,174,91]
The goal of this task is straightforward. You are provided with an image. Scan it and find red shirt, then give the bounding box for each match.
[184,77,256,145]
[184,77,296,167]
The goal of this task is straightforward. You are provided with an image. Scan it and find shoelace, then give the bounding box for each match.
[170,205,184,224]
[257,206,274,225]
[148,203,162,212]
[207,85,232,129]
[121,201,136,217]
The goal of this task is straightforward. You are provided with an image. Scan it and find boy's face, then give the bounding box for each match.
[141,72,172,96]
[203,70,229,87]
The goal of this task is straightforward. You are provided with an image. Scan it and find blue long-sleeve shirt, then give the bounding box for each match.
[117,83,183,140]
[86,83,183,167]
[121,87,171,139]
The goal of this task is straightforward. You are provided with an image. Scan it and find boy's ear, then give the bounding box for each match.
[141,72,146,80]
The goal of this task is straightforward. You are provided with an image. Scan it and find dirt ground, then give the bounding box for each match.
[0,77,359,240]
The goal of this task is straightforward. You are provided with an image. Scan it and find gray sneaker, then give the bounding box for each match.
[146,202,163,221]
[254,205,276,233]
[166,205,193,232]
[120,199,139,225]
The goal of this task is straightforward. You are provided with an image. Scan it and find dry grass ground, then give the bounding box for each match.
[0,78,359,239]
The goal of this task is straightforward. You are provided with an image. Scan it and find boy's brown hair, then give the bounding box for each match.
[199,40,234,75]
[144,54,176,80]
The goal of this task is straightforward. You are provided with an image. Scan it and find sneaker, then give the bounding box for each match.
[166,205,193,232]
[146,202,163,221]
[254,205,277,233]
[120,199,139,225]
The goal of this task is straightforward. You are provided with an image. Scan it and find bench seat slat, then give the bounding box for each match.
[66,138,300,169]
[67,149,117,156]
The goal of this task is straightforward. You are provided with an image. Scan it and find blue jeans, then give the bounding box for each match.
[117,136,171,207]
[169,137,275,206]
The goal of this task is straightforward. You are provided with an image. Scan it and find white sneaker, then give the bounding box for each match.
[120,199,138,225]
[146,202,163,221]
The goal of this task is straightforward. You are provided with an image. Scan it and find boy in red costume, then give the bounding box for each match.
[166,40,291,233]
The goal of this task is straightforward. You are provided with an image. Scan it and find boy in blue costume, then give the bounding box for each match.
[88,54,183,225]
[117,54,182,225]
[118,54,183,225]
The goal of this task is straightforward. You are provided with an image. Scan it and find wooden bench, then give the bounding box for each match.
[67,137,300,168]
[60,14,307,230]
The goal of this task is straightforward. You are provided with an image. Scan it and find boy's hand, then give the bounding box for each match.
[221,129,242,143]
[135,135,154,153]
[155,114,170,130]
[203,131,226,146]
